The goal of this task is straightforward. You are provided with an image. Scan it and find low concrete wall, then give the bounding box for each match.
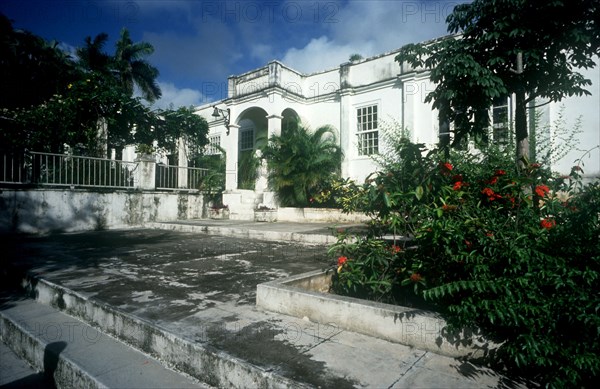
[277,207,369,223]
[256,270,499,359]
[0,188,205,234]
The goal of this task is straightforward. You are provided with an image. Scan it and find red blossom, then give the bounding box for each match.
[410,273,423,283]
[481,187,501,201]
[487,176,499,185]
[535,185,550,198]
[453,181,464,191]
[390,245,402,253]
[464,240,472,249]
[452,174,463,182]
[495,170,506,176]
[337,256,348,266]
[442,204,457,212]
[440,162,453,175]
[540,218,556,230]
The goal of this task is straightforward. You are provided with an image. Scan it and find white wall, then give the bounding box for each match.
[0,189,205,234]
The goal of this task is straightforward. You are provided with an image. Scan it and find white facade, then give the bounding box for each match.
[195,48,599,215]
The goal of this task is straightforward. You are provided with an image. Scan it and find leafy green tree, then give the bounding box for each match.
[396,0,599,164]
[261,124,342,207]
[154,106,209,158]
[0,13,78,110]
[114,28,161,102]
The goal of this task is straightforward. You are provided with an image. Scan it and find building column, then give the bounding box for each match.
[225,124,240,190]
[177,137,188,189]
[266,114,283,139]
[339,90,352,178]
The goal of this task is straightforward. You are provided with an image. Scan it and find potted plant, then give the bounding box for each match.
[254,204,277,222]
[208,203,229,220]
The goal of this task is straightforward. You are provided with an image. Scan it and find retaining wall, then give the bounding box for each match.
[0,188,205,234]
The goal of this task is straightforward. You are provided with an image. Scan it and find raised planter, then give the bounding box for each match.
[254,209,277,222]
[208,207,230,220]
[256,270,499,359]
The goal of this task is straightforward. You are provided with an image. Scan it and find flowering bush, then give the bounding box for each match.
[330,139,599,387]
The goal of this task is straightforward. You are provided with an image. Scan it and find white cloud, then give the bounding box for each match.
[282,36,374,73]
[151,82,207,110]
[279,0,458,74]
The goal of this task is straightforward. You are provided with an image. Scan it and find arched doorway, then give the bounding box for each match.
[281,108,300,135]
[236,107,268,190]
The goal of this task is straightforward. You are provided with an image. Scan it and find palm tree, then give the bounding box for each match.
[261,124,342,207]
[76,33,111,74]
[113,28,161,102]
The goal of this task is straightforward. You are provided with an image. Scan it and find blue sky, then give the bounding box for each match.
[1,0,463,108]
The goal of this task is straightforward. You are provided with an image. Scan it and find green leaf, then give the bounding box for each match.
[415,185,424,200]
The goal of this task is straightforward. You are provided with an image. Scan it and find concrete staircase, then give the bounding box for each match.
[0,296,207,388]
[0,276,311,389]
[223,190,267,221]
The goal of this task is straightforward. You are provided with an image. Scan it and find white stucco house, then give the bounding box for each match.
[195,45,600,220]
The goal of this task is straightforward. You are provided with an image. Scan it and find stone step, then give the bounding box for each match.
[0,295,207,389]
[17,276,313,389]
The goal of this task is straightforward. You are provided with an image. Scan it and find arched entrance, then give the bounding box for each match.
[235,107,268,190]
[281,108,300,134]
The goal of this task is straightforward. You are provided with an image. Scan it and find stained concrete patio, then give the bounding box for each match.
[1,222,527,388]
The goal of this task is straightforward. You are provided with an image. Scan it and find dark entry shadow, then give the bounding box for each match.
[43,341,67,388]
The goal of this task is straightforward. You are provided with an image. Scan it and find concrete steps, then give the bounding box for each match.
[0,295,207,388]
[4,276,314,389]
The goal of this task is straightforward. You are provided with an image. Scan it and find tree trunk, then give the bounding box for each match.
[515,89,529,168]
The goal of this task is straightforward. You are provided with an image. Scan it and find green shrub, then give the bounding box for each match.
[331,139,600,387]
[261,124,342,207]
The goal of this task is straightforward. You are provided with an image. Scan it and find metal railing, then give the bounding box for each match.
[2,151,212,191]
[155,163,209,191]
[0,152,137,188]
[2,151,137,189]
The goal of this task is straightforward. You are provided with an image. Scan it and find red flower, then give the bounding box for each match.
[452,174,463,182]
[487,176,499,185]
[440,162,453,175]
[481,187,494,196]
[540,218,556,230]
[453,181,464,191]
[390,245,402,253]
[410,273,423,283]
[481,187,501,201]
[464,240,472,248]
[535,185,550,198]
[337,256,348,266]
[495,170,506,176]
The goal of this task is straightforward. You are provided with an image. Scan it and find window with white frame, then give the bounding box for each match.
[492,97,510,144]
[239,128,254,151]
[206,135,221,155]
[356,104,379,156]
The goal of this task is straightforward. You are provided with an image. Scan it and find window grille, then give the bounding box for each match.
[357,105,379,156]
[206,135,221,155]
[492,97,510,144]
[239,129,254,151]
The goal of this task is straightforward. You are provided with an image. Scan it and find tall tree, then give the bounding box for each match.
[113,28,161,102]
[0,13,78,109]
[396,0,599,166]
[76,33,111,74]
